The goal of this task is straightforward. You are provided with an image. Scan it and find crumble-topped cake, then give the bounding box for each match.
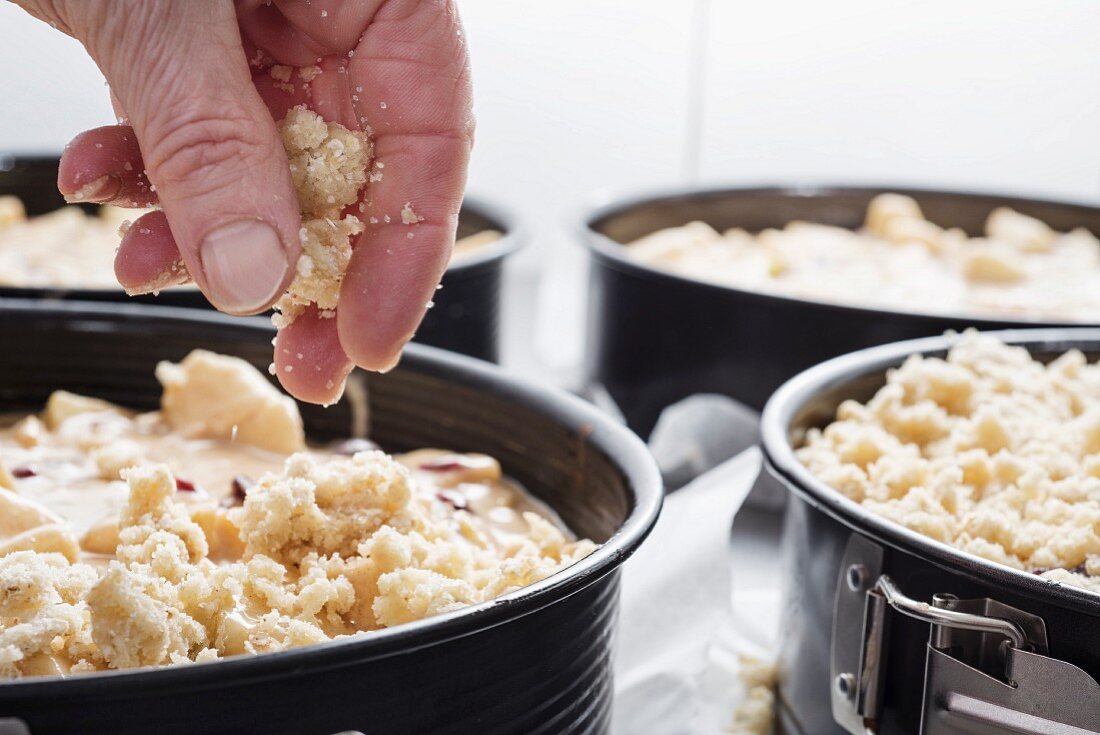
[0,352,595,677]
[626,193,1100,322]
[798,333,1100,594]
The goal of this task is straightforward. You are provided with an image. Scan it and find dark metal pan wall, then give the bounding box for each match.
[583,185,1100,437]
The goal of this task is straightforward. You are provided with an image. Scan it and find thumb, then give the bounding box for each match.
[77,2,301,315]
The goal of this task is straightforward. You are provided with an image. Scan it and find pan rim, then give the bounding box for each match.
[579,182,1100,328]
[0,299,662,695]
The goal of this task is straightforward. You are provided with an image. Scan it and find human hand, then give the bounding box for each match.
[15,0,473,404]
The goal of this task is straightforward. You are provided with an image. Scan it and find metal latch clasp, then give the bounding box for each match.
[831,535,1100,735]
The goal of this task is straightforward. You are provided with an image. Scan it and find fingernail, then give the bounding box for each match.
[64,175,119,203]
[200,220,289,315]
[121,258,191,296]
[377,342,408,373]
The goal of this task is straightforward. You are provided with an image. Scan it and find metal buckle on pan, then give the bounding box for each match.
[831,535,1100,735]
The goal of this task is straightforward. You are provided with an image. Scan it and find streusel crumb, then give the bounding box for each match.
[272,105,373,330]
[1,450,593,674]
[800,332,1100,595]
[401,202,422,225]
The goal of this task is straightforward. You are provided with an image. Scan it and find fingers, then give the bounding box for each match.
[337,157,461,370]
[58,126,155,207]
[82,2,302,316]
[336,0,473,369]
[114,211,191,295]
[273,305,355,404]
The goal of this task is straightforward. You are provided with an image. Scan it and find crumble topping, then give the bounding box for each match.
[799,333,1100,594]
[155,349,305,454]
[272,105,372,329]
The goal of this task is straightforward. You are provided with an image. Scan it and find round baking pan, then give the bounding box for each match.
[582,185,1100,437]
[760,329,1100,735]
[0,300,661,735]
[0,155,521,362]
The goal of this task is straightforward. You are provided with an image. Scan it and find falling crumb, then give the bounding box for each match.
[380,101,387,109]
[270,65,293,83]
[376,162,384,169]
[250,47,271,68]
[400,202,423,225]
[284,365,294,373]
[320,9,328,17]
[326,380,335,389]
[383,215,391,223]
[369,216,378,224]
[117,220,133,237]
[123,162,133,172]
[296,353,304,360]
[406,232,414,240]
[267,363,277,376]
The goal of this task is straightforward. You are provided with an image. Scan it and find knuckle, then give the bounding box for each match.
[143,108,272,197]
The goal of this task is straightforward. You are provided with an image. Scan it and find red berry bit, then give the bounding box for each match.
[436,490,469,512]
[331,438,381,456]
[175,478,197,492]
[11,465,37,479]
[229,475,255,504]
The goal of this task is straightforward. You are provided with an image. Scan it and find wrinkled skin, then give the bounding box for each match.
[15,0,474,404]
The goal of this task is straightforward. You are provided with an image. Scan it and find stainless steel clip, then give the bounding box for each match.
[831,534,1100,735]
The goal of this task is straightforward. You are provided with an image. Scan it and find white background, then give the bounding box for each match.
[2,0,1098,380]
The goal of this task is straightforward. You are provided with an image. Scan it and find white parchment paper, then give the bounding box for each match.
[612,448,783,734]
